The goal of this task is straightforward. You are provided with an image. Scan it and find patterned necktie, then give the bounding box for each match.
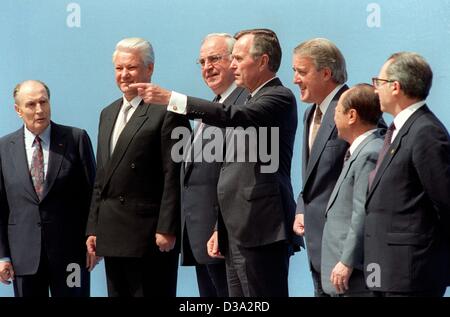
[309,105,323,153]
[344,149,351,163]
[111,103,133,154]
[30,136,44,200]
[368,123,396,189]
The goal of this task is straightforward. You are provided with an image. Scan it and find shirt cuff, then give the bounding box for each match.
[0,257,11,262]
[167,91,187,115]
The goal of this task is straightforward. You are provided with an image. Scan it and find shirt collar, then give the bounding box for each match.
[24,123,51,148]
[122,95,143,109]
[393,100,426,132]
[218,83,237,102]
[317,84,345,115]
[349,128,377,155]
[250,77,277,97]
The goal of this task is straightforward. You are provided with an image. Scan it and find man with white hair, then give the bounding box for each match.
[85,37,190,297]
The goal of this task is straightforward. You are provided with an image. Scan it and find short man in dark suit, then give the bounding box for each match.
[131,28,301,297]
[321,84,383,296]
[365,52,450,297]
[180,33,247,297]
[85,38,190,297]
[0,80,97,297]
[291,38,351,297]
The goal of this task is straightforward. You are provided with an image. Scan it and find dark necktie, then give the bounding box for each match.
[213,94,221,102]
[344,149,351,163]
[30,136,44,200]
[368,123,396,189]
[244,94,252,104]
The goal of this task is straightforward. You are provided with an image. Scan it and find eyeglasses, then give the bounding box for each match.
[372,77,395,88]
[196,54,230,68]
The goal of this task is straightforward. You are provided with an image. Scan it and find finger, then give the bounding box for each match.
[128,83,149,89]
[343,278,349,291]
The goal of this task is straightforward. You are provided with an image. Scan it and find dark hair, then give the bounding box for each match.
[341,83,381,126]
[234,28,281,72]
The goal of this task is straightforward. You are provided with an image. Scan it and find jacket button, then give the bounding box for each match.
[131,163,135,169]
[119,196,125,203]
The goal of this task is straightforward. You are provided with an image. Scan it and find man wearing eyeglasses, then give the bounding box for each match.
[130,28,301,297]
[179,33,247,297]
[365,52,450,297]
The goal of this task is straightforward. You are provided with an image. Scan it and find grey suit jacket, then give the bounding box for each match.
[321,131,383,295]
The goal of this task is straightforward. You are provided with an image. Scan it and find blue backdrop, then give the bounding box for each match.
[1,0,449,297]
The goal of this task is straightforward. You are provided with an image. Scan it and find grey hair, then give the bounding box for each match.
[14,80,50,103]
[294,38,347,84]
[202,33,236,54]
[385,52,432,100]
[112,37,155,66]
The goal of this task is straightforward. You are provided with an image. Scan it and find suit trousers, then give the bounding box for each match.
[195,263,228,297]
[104,247,179,297]
[311,264,330,297]
[225,240,290,297]
[13,242,90,297]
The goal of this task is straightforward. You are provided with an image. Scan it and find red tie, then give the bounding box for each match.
[30,136,44,200]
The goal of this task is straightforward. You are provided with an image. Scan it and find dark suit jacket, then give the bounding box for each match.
[364,105,450,292]
[181,87,248,265]
[0,122,95,275]
[297,85,349,271]
[185,78,301,249]
[321,131,383,295]
[86,98,190,257]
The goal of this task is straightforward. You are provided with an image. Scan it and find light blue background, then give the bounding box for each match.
[1,0,449,297]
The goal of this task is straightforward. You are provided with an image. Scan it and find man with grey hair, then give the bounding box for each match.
[131,28,300,297]
[180,33,247,297]
[292,38,351,297]
[85,37,190,297]
[365,52,450,297]
[0,80,97,297]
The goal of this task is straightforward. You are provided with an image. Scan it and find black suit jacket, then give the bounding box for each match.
[297,85,349,271]
[364,105,450,292]
[0,122,95,275]
[185,78,301,249]
[180,87,248,265]
[86,98,190,257]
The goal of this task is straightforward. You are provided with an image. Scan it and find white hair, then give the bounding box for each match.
[112,37,154,66]
[202,33,236,54]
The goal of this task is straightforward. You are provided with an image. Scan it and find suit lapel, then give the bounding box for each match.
[41,123,66,200]
[100,100,122,167]
[9,129,39,201]
[326,132,377,214]
[103,101,149,185]
[367,106,428,202]
[302,105,314,181]
[304,86,348,185]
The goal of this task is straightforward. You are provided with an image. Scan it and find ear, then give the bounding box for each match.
[146,63,154,78]
[391,80,401,96]
[348,108,357,125]
[322,67,332,81]
[259,54,269,71]
[14,104,22,118]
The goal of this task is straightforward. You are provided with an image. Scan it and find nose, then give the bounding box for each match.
[121,68,129,78]
[35,103,43,113]
[230,58,237,70]
[293,72,303,85]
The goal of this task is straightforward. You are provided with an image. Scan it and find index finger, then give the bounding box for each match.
[128,83,150,89]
